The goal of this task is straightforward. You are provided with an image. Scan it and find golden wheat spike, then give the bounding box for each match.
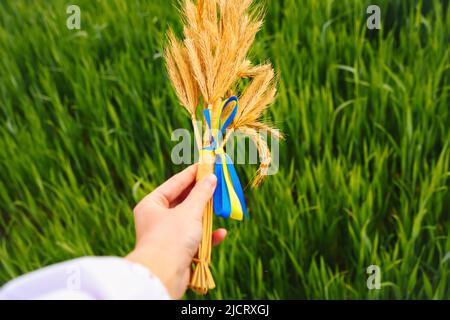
[165,30,199,115]
[234,66,276,126]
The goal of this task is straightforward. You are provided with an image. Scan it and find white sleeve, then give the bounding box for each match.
[0,256,171,300]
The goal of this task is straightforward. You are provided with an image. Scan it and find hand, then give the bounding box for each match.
[126,164,227,299]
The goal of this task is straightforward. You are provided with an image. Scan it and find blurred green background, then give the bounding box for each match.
[0,0,449,299]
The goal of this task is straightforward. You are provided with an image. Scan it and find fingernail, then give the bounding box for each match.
[203,174,217,188]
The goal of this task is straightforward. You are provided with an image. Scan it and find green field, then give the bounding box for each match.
[0,0,449,299]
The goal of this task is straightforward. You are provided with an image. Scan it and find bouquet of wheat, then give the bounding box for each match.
[164,0,281,294]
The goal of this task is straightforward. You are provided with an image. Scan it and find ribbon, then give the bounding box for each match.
[203,96,248,221]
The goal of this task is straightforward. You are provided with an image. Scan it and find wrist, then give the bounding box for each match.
[125,245,179,298]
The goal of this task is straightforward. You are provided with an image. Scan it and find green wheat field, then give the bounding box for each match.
[0,0,449,299]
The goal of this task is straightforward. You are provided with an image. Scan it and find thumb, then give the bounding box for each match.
[179,173,217,219]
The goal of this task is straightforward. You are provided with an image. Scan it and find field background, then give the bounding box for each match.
[0,0,449,299]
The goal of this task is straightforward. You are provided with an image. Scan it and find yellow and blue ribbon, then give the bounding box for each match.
[203,96,248,221]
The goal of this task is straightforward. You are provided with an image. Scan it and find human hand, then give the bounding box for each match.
[126,164,227,299]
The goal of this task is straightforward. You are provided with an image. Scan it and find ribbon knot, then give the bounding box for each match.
[203,96,248,221]
[214,147,225,155]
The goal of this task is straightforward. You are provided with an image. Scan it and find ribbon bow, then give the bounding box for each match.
[203,96,248,221]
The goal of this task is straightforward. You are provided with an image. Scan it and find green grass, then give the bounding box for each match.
[0,0,449,299]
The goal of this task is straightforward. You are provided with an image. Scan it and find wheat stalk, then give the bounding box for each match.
[164,0,282,294]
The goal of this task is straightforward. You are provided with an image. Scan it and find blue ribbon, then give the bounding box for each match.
[203,97,248,220]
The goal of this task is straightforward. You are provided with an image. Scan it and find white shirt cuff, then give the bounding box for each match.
[0,256,171,300]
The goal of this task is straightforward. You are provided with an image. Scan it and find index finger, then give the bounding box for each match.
[142,163,198,208]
